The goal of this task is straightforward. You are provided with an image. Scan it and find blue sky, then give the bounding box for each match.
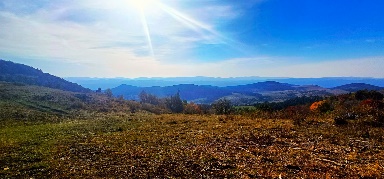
[0,0,383,77]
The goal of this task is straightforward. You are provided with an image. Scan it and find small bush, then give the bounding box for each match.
[183,102,202,114]
[310,100,332,113]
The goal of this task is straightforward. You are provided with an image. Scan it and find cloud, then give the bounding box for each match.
[270,57,384,78]
[0,0,240,77]
[135,57,384,78]
[1,0,381,78]
[0,0,245,63]
[184,56,384,78]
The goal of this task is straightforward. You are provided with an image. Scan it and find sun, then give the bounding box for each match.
[124,0,159,58]
[127,0,156,10]
[121,0,236,59]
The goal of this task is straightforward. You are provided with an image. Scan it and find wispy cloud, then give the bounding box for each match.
[178,57,382,78]
[1,0,382,78]
[0,0,246,62]
[132,56,384,78]
[0,0,249,77]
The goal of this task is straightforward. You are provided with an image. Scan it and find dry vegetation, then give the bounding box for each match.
[1,113,384,178]
[1,82,384,178]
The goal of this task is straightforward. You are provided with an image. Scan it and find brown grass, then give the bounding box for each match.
[1,113,384,178]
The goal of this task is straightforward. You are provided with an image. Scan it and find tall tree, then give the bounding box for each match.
[213,98,232,115]
[166,91,184,113]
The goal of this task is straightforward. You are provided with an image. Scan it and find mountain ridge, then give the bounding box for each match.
[2,59,383,105]
[65,76,384,90]
[0,59,90,93]
[332,83,384,92]
[111,81,384,104]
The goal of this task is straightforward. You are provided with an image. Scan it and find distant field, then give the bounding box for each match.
[1,113,383,178]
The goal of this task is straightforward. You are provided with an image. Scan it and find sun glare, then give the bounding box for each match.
[128,0,156,10]
[124,0,158,59]
[121,0,241,59]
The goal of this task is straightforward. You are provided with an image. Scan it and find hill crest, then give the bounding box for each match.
[0,59,90,93]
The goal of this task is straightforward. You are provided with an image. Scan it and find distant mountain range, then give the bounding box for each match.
[66,76,384,90]
[331,83,384,92]
[0,59,90,93]
[111,81,384,105]
[1,59,383,105]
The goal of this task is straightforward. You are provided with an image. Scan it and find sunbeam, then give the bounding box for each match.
[139,9,155,58]
[156,3,251,54]
[128,0,155,10]
[125,0,156,58]
[158,3,223,42]
[125,0,250,58]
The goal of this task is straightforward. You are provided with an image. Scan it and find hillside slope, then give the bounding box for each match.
[0,82,84,120]
[0,82,141,121]
[0,60,90,93]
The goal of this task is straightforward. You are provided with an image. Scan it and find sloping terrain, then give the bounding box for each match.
[0,60,90,93]
[0,82,83,120]
[0,82,139,122]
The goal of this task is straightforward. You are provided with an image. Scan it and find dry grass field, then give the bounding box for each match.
[1,113,384,178]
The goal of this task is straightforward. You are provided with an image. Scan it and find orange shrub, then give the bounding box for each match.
[310,100,331,113]
[310,100,325,111]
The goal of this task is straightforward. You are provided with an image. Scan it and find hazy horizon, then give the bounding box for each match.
[63,75,384,90]
[65,76,384,79]
[1,0,384,78]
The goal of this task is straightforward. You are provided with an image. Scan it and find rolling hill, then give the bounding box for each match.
[0,81,142,121]
[332,83,384,92]
[2,59,383,105]
[0,59,90,93]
